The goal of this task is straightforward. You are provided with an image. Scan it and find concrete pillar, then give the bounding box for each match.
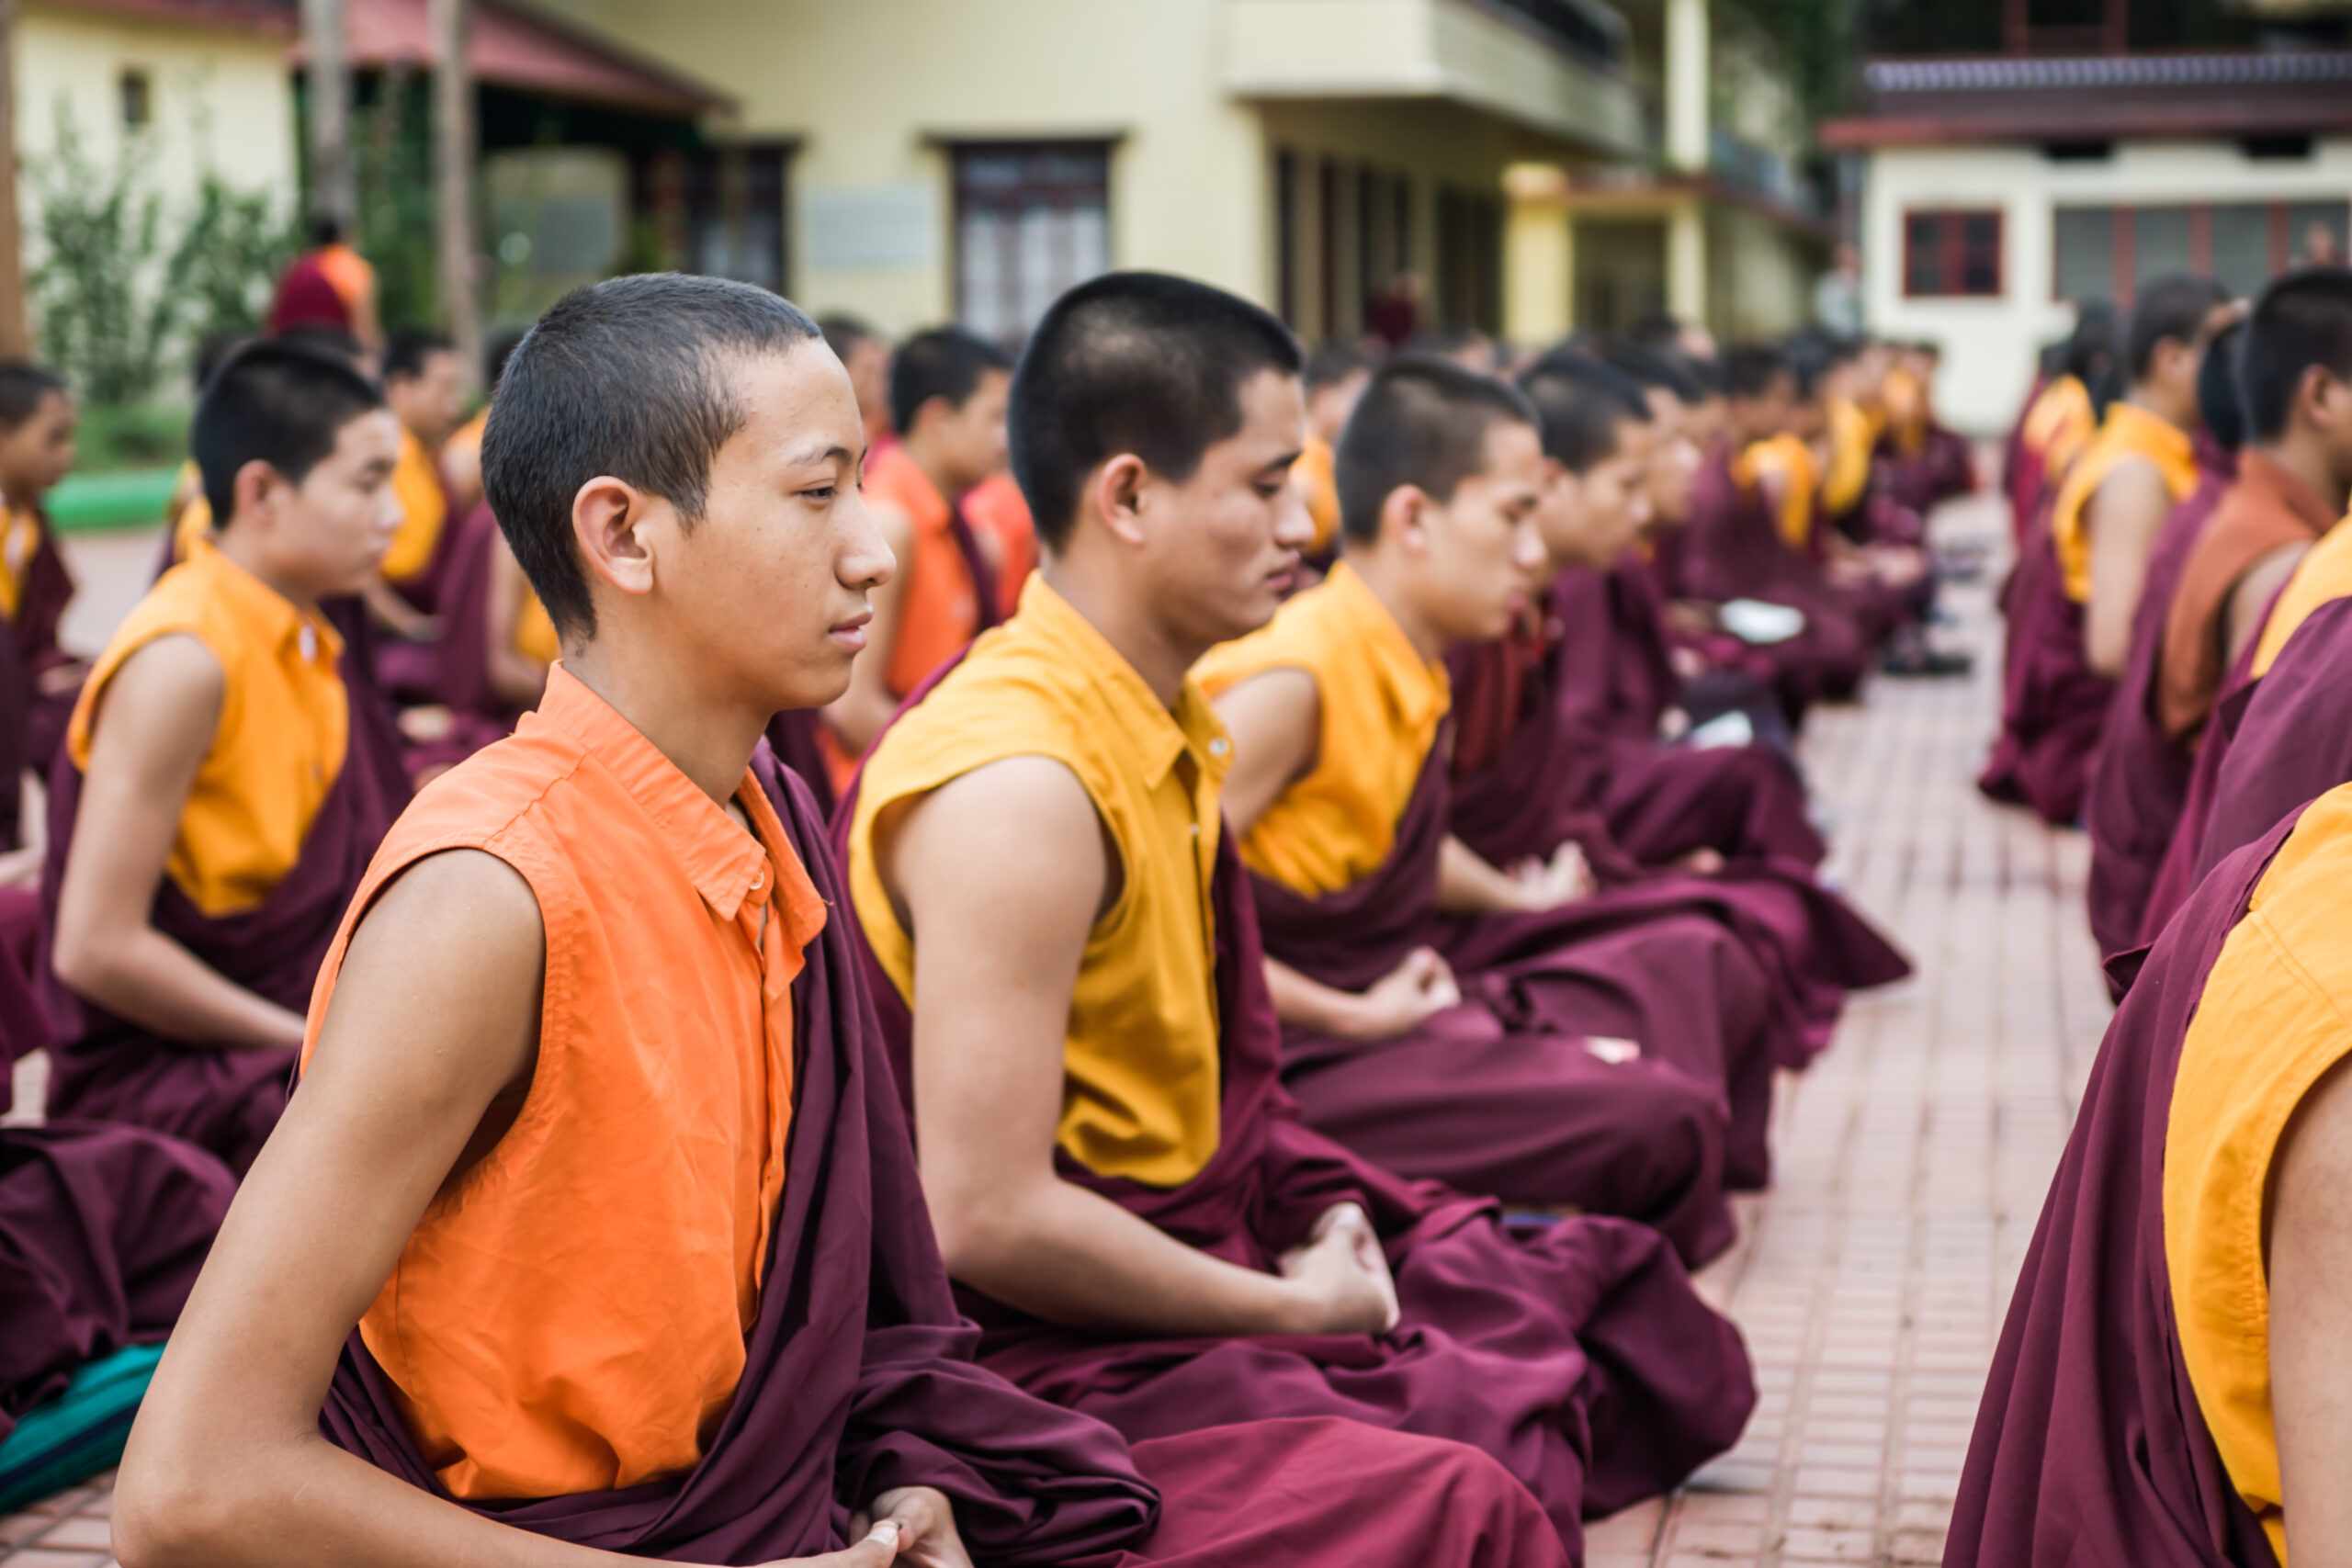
[1502,163,1574,348]
[302,0,353,229]
[1668,198,1705,325]
[1665,0,1709,175]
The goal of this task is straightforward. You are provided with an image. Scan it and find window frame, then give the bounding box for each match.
[949,139,1114,344]
[1901,207,2006,300]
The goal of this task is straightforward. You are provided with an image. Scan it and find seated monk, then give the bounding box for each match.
[112,273,1572,1568]
[1294,342,1373,567]
[2081,323,2247,963]
[365,330,468,663]
[436,336,514,518]
[818,312,895,459]
[1873,342,1974,513]
[842,273,1753,1555]
[41,344,412,1173]
[1668,344,1871,720]
[1948,777,2352,1566]
[821,326,1012,786]
[0,365,84,869]
[960,471,1037,618]
[1449,353,1911,1182]
[1980,275,2234,825]
[3,886,238,1483]
[1196,356,1774,1266]
[2005,306,2117,544]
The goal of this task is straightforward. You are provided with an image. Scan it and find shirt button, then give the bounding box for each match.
[1208,738,1230,757]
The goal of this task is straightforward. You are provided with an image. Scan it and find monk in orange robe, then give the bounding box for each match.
[266,218,383,355]
[2155,271,2352,750]
[820,327,1012,787]
[117,272,1572,1568]
[43,344,410,1174]
[1979,276,2236,824]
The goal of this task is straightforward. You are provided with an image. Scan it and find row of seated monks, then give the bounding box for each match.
[0,267,1978,1564]
[1954,266,2352,1563]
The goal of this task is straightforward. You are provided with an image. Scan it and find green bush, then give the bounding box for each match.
[73,403,189,473]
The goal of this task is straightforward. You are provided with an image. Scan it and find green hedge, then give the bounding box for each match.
[50,466,177,533]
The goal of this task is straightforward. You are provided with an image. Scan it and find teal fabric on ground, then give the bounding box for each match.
[0,1343,164,1513]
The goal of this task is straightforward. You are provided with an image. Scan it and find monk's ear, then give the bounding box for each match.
[571,475,658,603]
[1090,454,1151,547]
[1382,484,1432,556]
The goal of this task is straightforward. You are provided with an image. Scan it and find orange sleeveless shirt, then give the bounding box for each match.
[302,665,826,1501]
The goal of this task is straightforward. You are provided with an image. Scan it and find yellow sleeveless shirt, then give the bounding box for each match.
[1193,561,1449,897]
[2049,402,2199,604]
[2252,511,2352,678]
[848,575,1227,1188]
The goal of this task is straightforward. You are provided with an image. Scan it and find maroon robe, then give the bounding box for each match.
[1946,812,2293,1568]
[391,502,531,777]
[1445,611,1912,1183]
[1,886,236,1438]
[2195,593,2352,885]
[763,708,838,822]
[1671,446,1870,716]
[1977,491,2109,825]
[2140,601,2275,948]
[1489,567,1823,868]
[37,636,411,1174]
[833,690,1758,1557]
[0,510,80,850]
[1248,744,1752,1265]
[2082,445,2238,960]
[329,758,1568,1568]
[2001,376,2051,546]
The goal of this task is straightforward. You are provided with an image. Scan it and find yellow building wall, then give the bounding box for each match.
[15,6,296,219]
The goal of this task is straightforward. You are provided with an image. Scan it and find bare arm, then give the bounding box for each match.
[114,847,939,1568]
[483,534,551,712]
[2084,459,2175,678]
[51,637,306,1050]
[2226,543,2312,668]
[1438,834,1590,915]
[2267,1055,2352,1567]
[1206,668,1319,836]
[884,756,1391,1337]
[1264,950,1459,1042]
[823,504,915,757]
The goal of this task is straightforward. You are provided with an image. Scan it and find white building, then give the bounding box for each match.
[1825,49,2352,434]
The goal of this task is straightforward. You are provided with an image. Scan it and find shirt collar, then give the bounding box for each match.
[530,665,818,927]
[2239,449,2346,537]
[1013,573,1231,789]
[188,536,345,666]
[1323,560,1451,733]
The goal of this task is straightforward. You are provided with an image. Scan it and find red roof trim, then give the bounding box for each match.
[32,0,296,35]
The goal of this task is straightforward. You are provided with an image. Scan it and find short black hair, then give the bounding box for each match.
[1785,333,1836,401]
[482,273,821,639]
[888,326,1012,435]
[1336,355,1538,544]
[276,323,369,369]
[2198,320,2248,454]
[1518,353,1650,474]
[191,333,250,397]
[0,362,66,428]
[1724,343,1793,400]
[818,314,881,363]
[1604,342,1707,405]
[2238,267,2352,444]
[2126,275,2231,384]
[190,342,387,527]
[308,213,345,248]
[1305,340,1374,393]
[1629,312,1687,351]
[383,328,454,385]
[1403,325,1488,361]
[485,332,522,391]
[1009,271,1302,553]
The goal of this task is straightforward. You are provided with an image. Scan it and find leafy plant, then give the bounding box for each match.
[169,175,300,348]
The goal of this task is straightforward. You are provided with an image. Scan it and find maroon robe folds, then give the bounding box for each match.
[764,708,839,821]
[37,637,411,1174]
[1946,813,2293,1568]
[1,886,236,1438]
[833,684,1758,1558]
[1978,495,2109,826]
[329,759,1569,1568]
[2082,445,2238,961]
[2140,604,2273,948]
[2195,594,2352,884]
[1672,446,1870,716]
[1249,746,1748,1265]
[391,503,530,777]
[1521,567,1822,867]
[2001,376,2051,546]
[1445,610,1912,1183]
[0,511,81,850]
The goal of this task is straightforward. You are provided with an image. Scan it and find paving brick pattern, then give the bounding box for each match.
[3,488,2096,1565]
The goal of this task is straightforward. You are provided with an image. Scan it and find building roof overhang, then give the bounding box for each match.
[28,0,296,35]
[1820,49,2352,149]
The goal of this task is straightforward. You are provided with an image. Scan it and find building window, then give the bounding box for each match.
[1435,185,1501,333]
[954,141,1111,344]
[2054,200,2351,302]
[1273,149,1298,328]
[119,68,152,130]
[1903,209,2003,298]
[681,144,791,296]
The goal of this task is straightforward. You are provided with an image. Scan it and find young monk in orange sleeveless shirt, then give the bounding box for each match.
[116,275,1572,1568]
[821,327,1012,779]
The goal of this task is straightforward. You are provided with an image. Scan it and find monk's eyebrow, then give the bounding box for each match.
[1261,448,1305,476]
[785,443,854,468]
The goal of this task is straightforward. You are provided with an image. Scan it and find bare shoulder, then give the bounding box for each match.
[887,755,1109,927]
[90,634,225,752]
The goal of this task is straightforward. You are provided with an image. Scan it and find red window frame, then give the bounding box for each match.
[1903,209,2006,299]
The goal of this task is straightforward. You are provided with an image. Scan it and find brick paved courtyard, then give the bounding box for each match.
[3,484,2099,1566]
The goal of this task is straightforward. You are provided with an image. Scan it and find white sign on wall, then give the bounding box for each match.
[804,184,938,271]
